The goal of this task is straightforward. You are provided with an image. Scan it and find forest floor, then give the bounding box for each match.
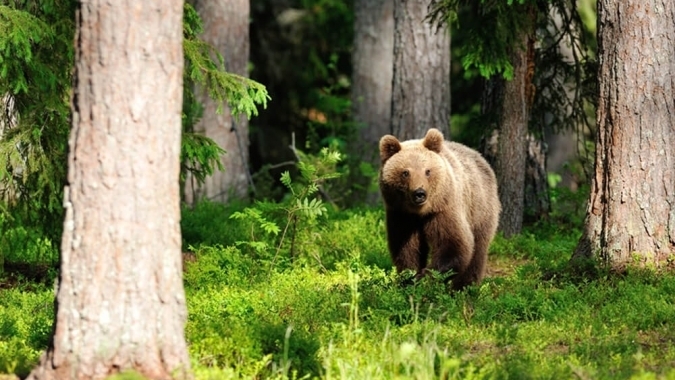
[2,204,675,379]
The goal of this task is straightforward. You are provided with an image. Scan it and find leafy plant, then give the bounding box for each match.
[230,207,281,258]
[0,284,53,378]
[180,131,225,194]
[230,146,342,269]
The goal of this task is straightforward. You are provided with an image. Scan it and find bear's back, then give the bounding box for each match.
[444,142,497,187]
[441,141,501,226]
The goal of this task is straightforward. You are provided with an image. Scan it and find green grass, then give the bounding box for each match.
[0,283,53,377]
[2,203,675,379]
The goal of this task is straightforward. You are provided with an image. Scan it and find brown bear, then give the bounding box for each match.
[378,128,501,290]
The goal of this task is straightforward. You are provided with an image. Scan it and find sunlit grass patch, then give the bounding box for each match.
[0,284,53,378]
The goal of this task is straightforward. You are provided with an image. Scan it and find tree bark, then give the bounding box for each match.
[573,1,675,268]
[524,134,550,223]
[186,0,251,205]
[485,30,535,237]
[352,0,394,167]
[391,0,450,140]
[482,130,549,226]
[27,1,190,379]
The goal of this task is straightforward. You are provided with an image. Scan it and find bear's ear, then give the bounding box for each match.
[379,135,402,164]
[422,128,444,153]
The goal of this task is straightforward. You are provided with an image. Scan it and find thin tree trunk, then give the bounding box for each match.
[541,3,585,192]
[27,1,190,379]
[186,0,251,205]
[0,94,19,212]
[573,0,675,268]
[0,93,18,274]
[524,134,550,223]
[391,0,450,140]
[352,0,394,167]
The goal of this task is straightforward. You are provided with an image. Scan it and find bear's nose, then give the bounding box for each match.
[413,188,426,204]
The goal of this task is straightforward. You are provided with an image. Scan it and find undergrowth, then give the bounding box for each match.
[3,203,675,379]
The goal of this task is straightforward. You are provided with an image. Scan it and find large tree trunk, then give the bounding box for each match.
[27,1,190,379]
[186,0,251,205]
[352,0,394,167]
[391,0,450,140]
[573,1,675,268]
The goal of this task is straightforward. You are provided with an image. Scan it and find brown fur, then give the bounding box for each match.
[379,128,501,290]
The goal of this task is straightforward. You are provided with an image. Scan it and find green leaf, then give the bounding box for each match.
[280,171,293,190]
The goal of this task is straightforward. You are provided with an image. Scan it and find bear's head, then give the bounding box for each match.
[378,128,450,215]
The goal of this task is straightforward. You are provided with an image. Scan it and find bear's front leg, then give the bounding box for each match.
[385,210,428,274]
[423,213,474,286]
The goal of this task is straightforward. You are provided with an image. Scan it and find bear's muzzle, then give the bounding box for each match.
[412,188,427,205]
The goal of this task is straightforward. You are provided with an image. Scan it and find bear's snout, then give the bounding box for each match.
[412,188,427,204]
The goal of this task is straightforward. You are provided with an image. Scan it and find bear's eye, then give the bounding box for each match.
[402,170,410,178]
[425,169,431,177]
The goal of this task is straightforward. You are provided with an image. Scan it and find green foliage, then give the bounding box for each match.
[0,2,270,262]
[185,258,342,377]
[183,245,261,289]
[178,224,675,379]
[105,371,149,380]
[180,131,225,191]
[311,208,389,270]
[230,146,343,267]
[547,183,589,228]
[181,2,269,192]
[231,208,281,237]
[0,0,75,243]
[0,283,53,378]
[0,223,57,266]
[281,147,342,208]
[183,3,269,119]
[428,0,539,80]
[5,209,675,379]
[435,0,596,123]
[230,208,280,257]
[0,5,52,92]
[180,201,242,250]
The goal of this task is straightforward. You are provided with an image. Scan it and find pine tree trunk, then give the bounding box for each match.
[27,2,190,379]
[493,30,535,237]
[391,0,450,140]
[186,0,251,205]
[352,0,394,167]
[573,0,675,268]
[482,130,549,226]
